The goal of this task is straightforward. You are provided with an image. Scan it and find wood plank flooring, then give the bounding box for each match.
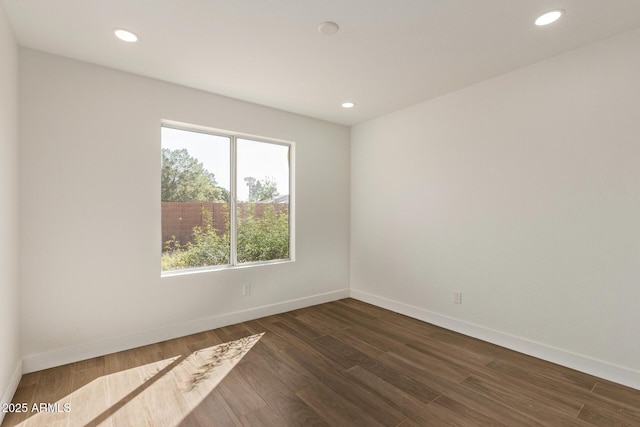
[2,298,640,426]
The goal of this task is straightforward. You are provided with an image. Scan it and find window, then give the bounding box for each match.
[161,124,293,274]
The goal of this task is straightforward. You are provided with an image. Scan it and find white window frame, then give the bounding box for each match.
[161,120,295,276]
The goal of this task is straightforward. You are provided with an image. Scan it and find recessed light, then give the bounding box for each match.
[535,10,563,26]
[114,29,139,42]
[341,102,355,108]
[318,21,340,36]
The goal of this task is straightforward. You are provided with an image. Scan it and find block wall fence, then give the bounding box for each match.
[161,202,287,247]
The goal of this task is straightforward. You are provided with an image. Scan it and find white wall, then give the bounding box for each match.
[351,28,640,388]
[0,2,20,417]
[14,20,640,392]
[19,49,350,370]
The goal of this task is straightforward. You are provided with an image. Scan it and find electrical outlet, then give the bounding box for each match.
[243,283,251,296]
[453,291,462,304]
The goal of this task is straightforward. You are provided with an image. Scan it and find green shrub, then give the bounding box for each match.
[237,204,289,263]
[162,204,289,271]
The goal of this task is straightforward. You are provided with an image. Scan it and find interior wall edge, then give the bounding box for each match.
[350,288,640,391]
[21,288,349,374]
[0,360,22,424]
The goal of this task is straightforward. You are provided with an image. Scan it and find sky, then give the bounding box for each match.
[161,126,290,202]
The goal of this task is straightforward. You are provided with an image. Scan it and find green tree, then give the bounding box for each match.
[162,148,228,202]
[244,176,279,202]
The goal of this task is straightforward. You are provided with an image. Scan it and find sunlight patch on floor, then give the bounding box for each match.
[12,333,264,427]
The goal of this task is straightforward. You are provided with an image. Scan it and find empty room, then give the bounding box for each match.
[1,1,639,426]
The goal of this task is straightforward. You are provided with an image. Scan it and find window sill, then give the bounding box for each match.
[161,258,294,278]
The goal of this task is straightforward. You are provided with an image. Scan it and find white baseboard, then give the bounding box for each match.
[22,289,350,373]
[0,359,23,425]
[350,289,640,391]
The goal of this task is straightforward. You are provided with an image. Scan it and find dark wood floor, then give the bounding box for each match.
[3,298,640,426]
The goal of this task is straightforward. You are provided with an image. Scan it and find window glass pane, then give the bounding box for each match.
[236,138,290,263]
[161,127,231,271]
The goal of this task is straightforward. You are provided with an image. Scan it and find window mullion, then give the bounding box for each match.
[229,136,238,265]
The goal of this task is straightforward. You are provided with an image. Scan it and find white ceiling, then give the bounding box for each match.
[3,0,640,126]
